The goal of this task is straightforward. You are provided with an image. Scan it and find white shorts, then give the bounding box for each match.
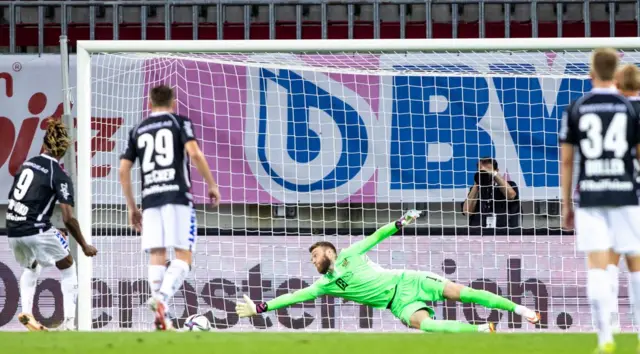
[8,228,70,268]
[575,206,640,254]
[142,204,197,252]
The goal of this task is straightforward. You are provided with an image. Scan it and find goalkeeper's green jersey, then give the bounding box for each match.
[266,222,402,311]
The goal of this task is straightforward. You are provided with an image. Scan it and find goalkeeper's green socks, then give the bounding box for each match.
[459,287,539,322]
[460,287,517,312]
[419,318,487,333]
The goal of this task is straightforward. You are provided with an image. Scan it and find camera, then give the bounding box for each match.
[474,170,494,187]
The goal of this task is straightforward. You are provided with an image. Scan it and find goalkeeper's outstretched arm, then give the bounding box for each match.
[236,286,321,317]
[344,210,422,256]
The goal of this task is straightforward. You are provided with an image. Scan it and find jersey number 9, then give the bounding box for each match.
[13,169,34,200]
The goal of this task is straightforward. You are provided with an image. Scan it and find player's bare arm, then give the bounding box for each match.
[185,140,221,206]
[118,159,142,232]
[59,203,97,257]
[560,142,575,230]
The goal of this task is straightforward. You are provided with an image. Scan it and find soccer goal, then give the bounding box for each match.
[75,37,640,332]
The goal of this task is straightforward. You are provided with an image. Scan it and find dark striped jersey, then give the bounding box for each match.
[121,112,196,209]
[559,88,640,207]
[5,154,75,237]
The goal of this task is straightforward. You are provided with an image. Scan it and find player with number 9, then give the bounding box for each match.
[5,118,98,331]
[119,85,221,330]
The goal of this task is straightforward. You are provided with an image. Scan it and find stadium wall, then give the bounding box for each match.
[0,232,606,332]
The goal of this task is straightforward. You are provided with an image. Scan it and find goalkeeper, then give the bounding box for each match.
[236,210,540,333]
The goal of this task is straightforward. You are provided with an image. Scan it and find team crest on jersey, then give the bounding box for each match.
[335,271,353,291]
[341,259,349,268]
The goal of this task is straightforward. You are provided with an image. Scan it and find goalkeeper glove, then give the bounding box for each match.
[236,295,268,318]
[396,209,422,228]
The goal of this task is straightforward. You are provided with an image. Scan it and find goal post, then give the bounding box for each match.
[77,37,640,53]
[76,45,93,331]
[75,37,640,332]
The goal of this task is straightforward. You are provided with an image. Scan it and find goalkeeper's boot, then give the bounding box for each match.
[594,342,615,354]
[146,297,169,331]
[18,313,48,332]
[478,322,496,333]
[397,209,422,227]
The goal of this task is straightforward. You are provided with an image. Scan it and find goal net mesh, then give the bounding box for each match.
[83,49,625,332]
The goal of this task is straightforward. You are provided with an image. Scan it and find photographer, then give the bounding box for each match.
[461,158,521,229]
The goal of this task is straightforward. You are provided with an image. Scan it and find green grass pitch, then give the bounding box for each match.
[2,332,637,354]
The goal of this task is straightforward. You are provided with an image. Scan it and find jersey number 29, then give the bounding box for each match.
[579,112,628,159]
[138,129,175,173]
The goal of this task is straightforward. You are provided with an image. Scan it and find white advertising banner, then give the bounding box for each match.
[0,234,619,332]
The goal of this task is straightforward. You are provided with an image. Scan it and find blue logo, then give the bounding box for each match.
[55,230,69,250]
[188,209,196,243]
[245,65,376,203]
[244,54,639,202]
[387,60,594,200]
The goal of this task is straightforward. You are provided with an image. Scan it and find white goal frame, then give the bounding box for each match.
[75,37,640,331]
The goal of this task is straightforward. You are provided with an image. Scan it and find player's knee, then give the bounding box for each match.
[149,247,166,256]
[442,281,464,301]
[587,250,611,269]
[149,248,167,265]
[174,248,192,267]
[626,254,640,272]
[609,250,621,266]
[408,317,422,330]
[55,255,74,270]
[408,309,430,330]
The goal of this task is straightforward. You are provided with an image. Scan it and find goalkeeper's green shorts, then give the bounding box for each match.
[388,270,449,326]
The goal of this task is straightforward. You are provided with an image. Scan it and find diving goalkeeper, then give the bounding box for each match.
[236,210,540,333]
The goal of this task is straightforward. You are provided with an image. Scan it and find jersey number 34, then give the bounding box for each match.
[579,112,628,159]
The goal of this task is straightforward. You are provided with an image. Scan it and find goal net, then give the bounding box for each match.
[70,38,640,332]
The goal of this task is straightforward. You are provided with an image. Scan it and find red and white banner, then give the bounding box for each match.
[0,56,76,202]
[0,234,624,332]
[0,56,138,204]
